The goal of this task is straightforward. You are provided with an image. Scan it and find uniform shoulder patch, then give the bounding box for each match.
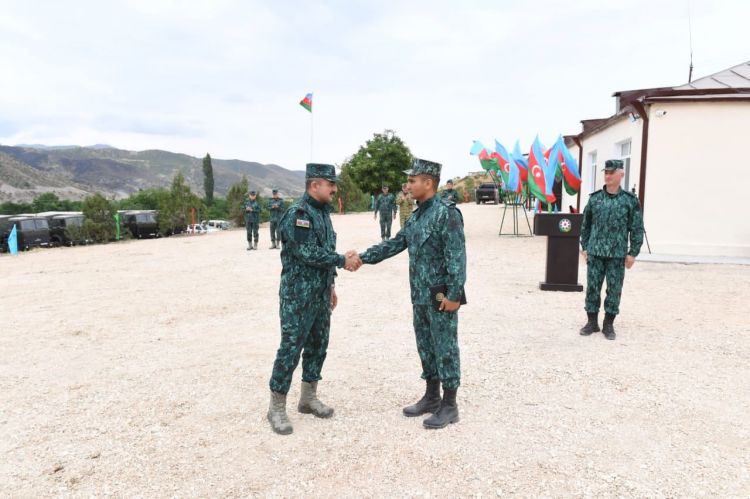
[295,218,311,228]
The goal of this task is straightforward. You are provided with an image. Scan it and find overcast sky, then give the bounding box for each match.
[0,0,747,181]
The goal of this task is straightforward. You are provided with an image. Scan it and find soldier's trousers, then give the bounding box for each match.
[269,299,331,394]
[269,221,280,244]
[399,211,410,229]
[412,305,461,390]
[379,214,393,239]
[585,255,626,315]
[246,222,259,243]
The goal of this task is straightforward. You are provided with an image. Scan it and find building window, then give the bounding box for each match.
[587,151,597,191]
[618,140,632,191]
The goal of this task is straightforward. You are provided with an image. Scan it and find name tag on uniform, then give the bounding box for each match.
[296,219,310,228]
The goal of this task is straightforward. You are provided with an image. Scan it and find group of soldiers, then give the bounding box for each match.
[243,189,285,250]
[257,157,642,436]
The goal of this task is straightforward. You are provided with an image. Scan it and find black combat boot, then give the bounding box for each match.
[423,387,459,429]
[603,313,616,340]
[579,312,600,336]
[403,379,441,417]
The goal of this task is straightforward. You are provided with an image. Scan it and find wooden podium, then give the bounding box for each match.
[533,213,584,292]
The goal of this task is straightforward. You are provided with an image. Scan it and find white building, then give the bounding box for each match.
[563,61,750,258]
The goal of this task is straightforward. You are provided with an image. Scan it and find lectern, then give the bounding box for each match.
[533,213,584,291]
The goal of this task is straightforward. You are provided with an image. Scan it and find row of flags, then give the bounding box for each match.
[470,136,582,204]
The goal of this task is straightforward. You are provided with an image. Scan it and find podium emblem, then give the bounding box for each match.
[558,218,572,233]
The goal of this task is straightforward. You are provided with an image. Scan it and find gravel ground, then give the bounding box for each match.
[1,203,748,497]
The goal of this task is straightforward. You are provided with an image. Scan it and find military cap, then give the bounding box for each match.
[249,190,257,195]
[272,189,278,194]
[305,163,338,182]
[603,159,624,171]
[404,157,442,178]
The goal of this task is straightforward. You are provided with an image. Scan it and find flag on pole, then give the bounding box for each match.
[512,140,528,182]
[8,224,18,255]
[556,136,582,194]
[527,136,556,204]
[299,93,313,113]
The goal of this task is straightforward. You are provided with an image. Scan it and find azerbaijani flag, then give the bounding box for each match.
[512,140,528,182]
[556,136,582,194]
[494,140,513,186]
[527,136,555,204]
[299,92,313,113]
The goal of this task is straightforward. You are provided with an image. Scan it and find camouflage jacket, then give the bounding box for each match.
[267,198,285,222]
[581,187,644,258]
[374,193,397,217]
[243,200,261,224]
[360,195,466,305]
[441,188,459,204]
[278,193,344,301]
[396,192,414,216]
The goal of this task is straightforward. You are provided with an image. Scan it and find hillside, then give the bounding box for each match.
[0,145,306,202]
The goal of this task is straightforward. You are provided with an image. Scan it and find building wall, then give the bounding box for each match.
[644,100,750,257]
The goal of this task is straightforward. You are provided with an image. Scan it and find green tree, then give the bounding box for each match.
[344,130,413,196]
[118,188,168,211]
[333,163,370,212]
[226,175,249,226]
[0,201,33,215]
[158,173,204,234]
[81,193,118,243]
[202,153,214,206]
[32,192,63,212]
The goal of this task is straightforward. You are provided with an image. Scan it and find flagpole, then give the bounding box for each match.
[310,108,314,163]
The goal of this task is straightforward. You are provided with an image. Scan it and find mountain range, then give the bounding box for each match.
[0,144,306,202]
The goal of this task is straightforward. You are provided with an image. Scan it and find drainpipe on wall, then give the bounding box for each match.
[630,100,650,214]
[572,135,584,213]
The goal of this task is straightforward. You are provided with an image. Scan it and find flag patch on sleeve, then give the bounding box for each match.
[295,219,310,228]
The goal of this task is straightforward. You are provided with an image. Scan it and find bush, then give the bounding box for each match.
[81,193,118,243]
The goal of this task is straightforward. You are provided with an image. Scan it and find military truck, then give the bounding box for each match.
[119,210,160,238]
[48,213,87,246]
[0,216,51,251]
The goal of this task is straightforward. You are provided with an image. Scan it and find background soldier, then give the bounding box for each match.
[357,158,466,430]
[396,182,414,229]
[266,163,360,435]
[441,179,459,204]
[267,189,284,249]
[580,159,644,340]
[243,191,261,250]
[374,185,397,240]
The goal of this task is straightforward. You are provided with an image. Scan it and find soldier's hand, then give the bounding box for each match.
[330,288,338,311]
[581,250,588,263]
[439,298,460,313]
[344,251,362,271]
[625,255,635,269]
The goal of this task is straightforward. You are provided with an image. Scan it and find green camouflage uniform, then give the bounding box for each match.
[269,192,346,394]
[580,187,644,315]
[267,196,285,245]
[374,192,397,239]
[361,193,466,390]
[396,191,414,228]
[441,188,459,204]
[243,198,261,245]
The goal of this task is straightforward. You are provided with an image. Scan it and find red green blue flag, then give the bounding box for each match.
[299,93,313,113]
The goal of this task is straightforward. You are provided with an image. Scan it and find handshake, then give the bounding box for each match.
[344,250,363,272]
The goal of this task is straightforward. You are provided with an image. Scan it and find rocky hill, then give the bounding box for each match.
[0,144,306,202]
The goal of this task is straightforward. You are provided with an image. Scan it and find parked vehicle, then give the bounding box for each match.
[0,216,51,251]
[475,183,500,204]
[48,213,87,246]
[205,219,231,231]
[120,210,160,238]
[185,223,207,235]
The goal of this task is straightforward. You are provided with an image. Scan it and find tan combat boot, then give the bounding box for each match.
[298,381,334,418]
[267,391,293,435]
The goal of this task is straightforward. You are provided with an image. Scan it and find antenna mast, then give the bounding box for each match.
[688,1,694,83]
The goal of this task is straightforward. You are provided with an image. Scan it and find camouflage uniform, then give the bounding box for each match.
[396,191,414,228]
[374,192,397,239]
[581,186,644,315]
[267,194,285,247]
[269,192,345,394]
[361,181,466,390]
[243,197,261,247]
[441,188,459,204]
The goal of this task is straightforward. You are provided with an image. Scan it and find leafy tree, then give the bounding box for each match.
[118,188,168,211]
[81,193,118,242]
[32,192,62,212]
[202,153,214,206]
[226,175,249,226]
[333,163,370,212]
[158,173,204,234]
[344,130,413,196]
[0,201,33,215]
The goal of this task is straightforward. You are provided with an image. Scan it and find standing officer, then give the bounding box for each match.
[396,182,414,229]
[243,191,261,250]
[358,158,466,430]
[441,179,459,204]
[374,185,397,240]
[266,163,360,435]
[267,189,284,249]
[580,159,644,340]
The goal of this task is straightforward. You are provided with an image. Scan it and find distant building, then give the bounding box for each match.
[563,60,750,258]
